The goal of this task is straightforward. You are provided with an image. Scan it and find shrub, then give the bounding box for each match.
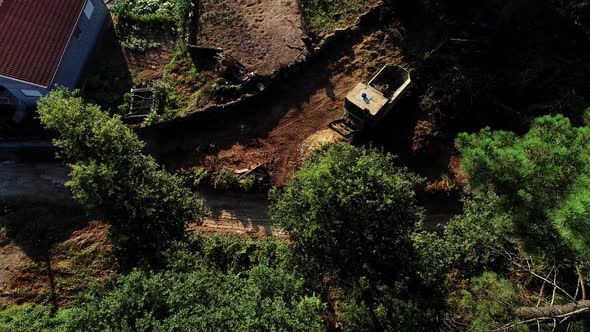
[213,169,241,190]
[271,143,424,284]
[0,235,325,332]
[191,167,210,187]
[241,175,256,191]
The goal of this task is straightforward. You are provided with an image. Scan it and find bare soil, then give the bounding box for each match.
[193,191,280,237]
[0,202,115,309]
[197,0,306,75]
[124,37,176,82]
[300,129,346,161]
[154,27,406,186]
[1,221,115,308]
[0,244,27,300]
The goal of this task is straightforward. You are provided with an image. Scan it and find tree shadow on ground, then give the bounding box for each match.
[1,203,89,259]
[0,202,91,309]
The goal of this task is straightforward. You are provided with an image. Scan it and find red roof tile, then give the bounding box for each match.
[0,0,86,87]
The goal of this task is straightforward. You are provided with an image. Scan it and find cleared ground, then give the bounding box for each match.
[197,0,306,75]
[154,27,406,186]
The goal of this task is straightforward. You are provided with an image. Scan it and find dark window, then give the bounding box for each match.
[74,26,82,39]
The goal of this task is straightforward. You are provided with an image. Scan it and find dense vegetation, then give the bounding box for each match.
[300,0,374,32]
[0,235,324,332]
[418,115,590,330]
[271,144,438,330]
[3,0,590,330]
[457,115,590,256]
[112,0,190,51]
[5,112,590,329]
[271,144,423,283]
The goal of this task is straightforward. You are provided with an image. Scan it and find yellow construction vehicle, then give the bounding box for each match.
[329,65,411,138]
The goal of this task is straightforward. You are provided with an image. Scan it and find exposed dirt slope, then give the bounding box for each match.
[0,244,26,300]
[155,27,406,186]
[197,0,306,75]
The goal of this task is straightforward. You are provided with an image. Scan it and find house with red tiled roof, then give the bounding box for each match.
[0,0,108,121]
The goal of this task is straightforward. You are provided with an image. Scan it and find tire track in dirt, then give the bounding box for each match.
[154,27,406,186]
[195,191,282,237]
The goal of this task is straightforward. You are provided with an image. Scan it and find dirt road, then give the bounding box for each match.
[0,160,274,232]
[198,191,279,237]
[0,160,74,204]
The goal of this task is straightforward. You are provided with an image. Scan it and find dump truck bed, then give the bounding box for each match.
[329,65,411,139]
[368,65,411,101]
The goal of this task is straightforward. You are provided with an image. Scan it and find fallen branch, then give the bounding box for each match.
[514,300,590,323]
[497,248,576,302]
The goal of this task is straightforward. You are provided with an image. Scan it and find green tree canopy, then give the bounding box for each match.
[0,235,325,332]
[413,191,514,285]
[37,89,207,265]
[456,115,590,256]
[270,143,423,284]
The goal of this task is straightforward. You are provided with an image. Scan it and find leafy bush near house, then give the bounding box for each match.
[37,89,207,266]
[112,0,191,51]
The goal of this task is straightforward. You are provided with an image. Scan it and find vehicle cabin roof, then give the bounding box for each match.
[0,0,86,88]
[345,83,389,116]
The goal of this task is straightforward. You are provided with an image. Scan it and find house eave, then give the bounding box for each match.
[0,74,49,89]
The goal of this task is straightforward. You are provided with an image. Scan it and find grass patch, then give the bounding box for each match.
[143,43,209,124]
[300,0,374,32]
